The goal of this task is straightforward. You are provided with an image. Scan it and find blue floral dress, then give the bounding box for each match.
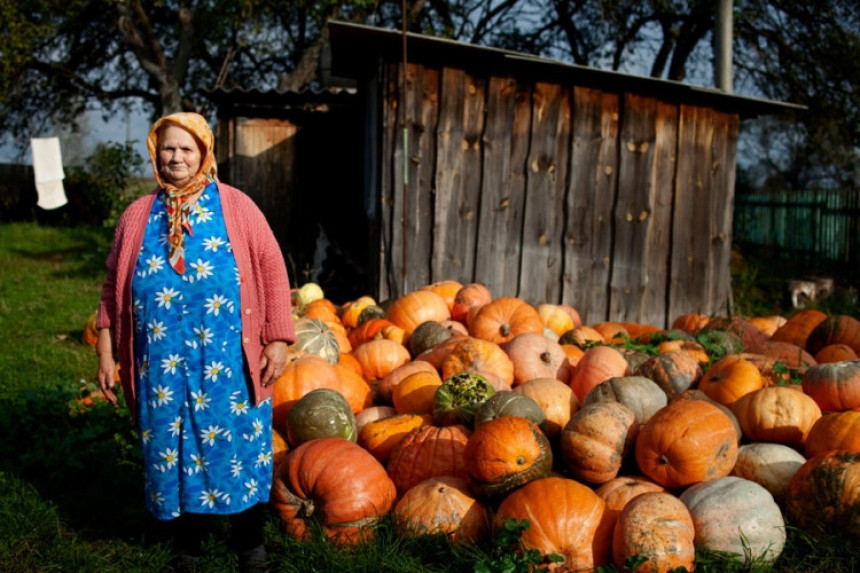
[131,182,273,520]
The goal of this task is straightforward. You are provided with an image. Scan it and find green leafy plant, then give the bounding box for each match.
[65,141,144,226]
[473,518,564,573]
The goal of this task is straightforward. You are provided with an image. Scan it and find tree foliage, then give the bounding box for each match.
[0,0,857,188]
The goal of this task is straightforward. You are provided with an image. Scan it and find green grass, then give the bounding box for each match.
[0,221,858,572]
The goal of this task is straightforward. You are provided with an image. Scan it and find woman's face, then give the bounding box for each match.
[157,125,203,187]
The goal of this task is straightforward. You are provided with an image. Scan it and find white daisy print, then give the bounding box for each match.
[199,488,223,509]
[167,416,183,437]
[230,392,249,416]
[200,424,224,446]
[190,258,214,281]
[202,236,225,252]
[150,491,166,506]
[151,384,174,407]
[204,294,230,316]
[204,361,231,382]
[158,232,170,246]
[192,325,213,346]
[191,390,211,411]
[230,456,244,478]
[159,447,179,469]
[193,204,214,223]
[161,354,183,375]
[141,428,153,445]
[242,479,259,503]
[154,286,181,309]
[254,451,272,468]
[188,453,208,475]
[147,320,167,343]
[145,254,165,275]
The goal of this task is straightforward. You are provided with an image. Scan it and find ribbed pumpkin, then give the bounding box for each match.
[814,343,858,364]
[591,321,629,344]
[697,354,764,408]
[392,475,492,544]
[569,345,631,403]
[513,377,580,438]
[748,315,787,338]
[494,476,613,570]
[386,423,472,496]
[558,325,604,348]
[673,389,744,443]
[656,339,710,366]
[408,320,454,357]
[419,280,463,313]
[450,282,493,325]
[786,450,860,543]
[347,317,399,349]
[270,437,396,546]
[804,410,860,458]
[771,308,828,348]
[680,476,786,564]
[536,303,576,338]
[584,375,668,425]
[802,360,860,412]
[671,313,710,335]
[291,317,341,364]
[595,476,666,535]
[351,338,412,387]
[474,391,547,431]
[806,314,860,355]
[635,399,739,489]
[386,290,451,336]
[440,336,514,391]
[634,350,702,400]
[354,405,396,432]
[730,442,807,504]
[502,332,572,386]
[731,385,822,445]
[375,360,439,406]
[464,415,552,498]
[612,492,696,573]
[560,401,639,484]
[285,388,357,447]
[468,297,544,345]
[357,412,429,463]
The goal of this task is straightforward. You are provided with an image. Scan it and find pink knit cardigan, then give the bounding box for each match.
[97,182,295,424]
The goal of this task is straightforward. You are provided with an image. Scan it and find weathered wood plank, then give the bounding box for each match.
[432,68,486,286]
[475,77,531,298]
[563,87,619,324]
[378,63,399,299]
[609,95,678,328]
[518,82,570,305]
[670,104,713,318]
[709,110,739,316]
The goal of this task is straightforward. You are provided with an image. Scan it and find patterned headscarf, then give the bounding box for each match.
[146,112,218,274]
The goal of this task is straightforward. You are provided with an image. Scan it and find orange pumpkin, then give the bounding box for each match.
[557,304,583,328]
[806,314,860,355]
[513,377,580,438]
[814,343,858,364]
[748,315,787,338]
[656,339,710,366]
[635,399,739,489]
[468,297,544,345]
[697,354,764,408]
[392,370,443,414]
[348,317,399,349]
[558,325,605,348]
[386,290,451,336]
[753,340,816,371]
[351,338,412,386]
[419,280,463,313]
[612,492,696,573]
[450,282,493,325]
[635,350,703,400]
[802,360,860,412]
[591,321,629,344]
[357,413,430,463]
[671,313,710,335]
[392,475,492,543]
[503,332,572,386]
[301,298,340,323]
[440,336,514,391]
[536,303,575,338]
[340,295,377,330]
[731,386,822,446]
[387,424,472,496]
[569,345,631,403]
[771,308,828,348]
[494,476,613,570]
[559,401,639,484]
[804,410,860,458]
[464,416,553,498]
[595,476,666,535]
[375,360,439,407]
[702,316,770,351]
[786,450,860,542]
[270,437,396,546]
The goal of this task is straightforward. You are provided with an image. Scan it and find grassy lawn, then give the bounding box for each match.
[0,221,857,572]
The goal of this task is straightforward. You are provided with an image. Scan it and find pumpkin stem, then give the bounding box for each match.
[540,351,552,365]
[298,497,316,518]
[500,324,511,337]
[658,454,670,465]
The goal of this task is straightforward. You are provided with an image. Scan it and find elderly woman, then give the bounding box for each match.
[96,112,295,571]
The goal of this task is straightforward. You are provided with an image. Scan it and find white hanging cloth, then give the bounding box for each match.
[31,137,68,209]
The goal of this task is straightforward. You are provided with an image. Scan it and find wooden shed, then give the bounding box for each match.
[214,21,801,327]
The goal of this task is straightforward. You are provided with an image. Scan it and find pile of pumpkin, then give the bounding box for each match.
[275,281,858,570]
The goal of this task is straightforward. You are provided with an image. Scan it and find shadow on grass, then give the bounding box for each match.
[6,225,114,280]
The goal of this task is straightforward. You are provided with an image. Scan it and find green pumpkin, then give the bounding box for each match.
[432,372,495,426]
[473,391,546,431]
[286,388,357,447]
[291,317,340,364]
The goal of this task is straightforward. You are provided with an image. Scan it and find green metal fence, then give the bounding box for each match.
[733,189,860,263]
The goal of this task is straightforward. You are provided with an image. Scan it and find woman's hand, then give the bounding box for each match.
[96,328,119,405]
[259,341,289,388]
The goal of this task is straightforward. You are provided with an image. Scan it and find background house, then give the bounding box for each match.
[213,20,801,327]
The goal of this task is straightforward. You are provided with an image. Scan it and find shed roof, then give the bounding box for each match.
[328,20,805,119]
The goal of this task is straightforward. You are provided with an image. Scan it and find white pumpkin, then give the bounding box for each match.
[731,442,807,504]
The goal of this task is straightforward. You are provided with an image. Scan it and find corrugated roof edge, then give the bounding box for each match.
[328,20,805,119]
